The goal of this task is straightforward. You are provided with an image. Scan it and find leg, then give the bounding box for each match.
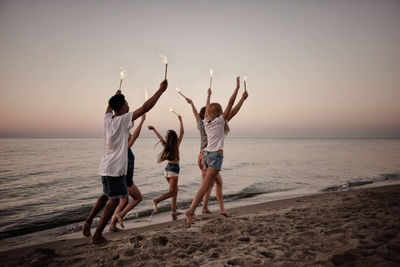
[119,185,143,218]
[109,197,128,231]
[197,152,204,171]
[215,173,230,217]
[202,178,214,213]
[153,177,178,212]
[186,168,219,226]
[169,178,179,214]
[83,194,108,237]
[92,198,119,244]
[199,152,212,213]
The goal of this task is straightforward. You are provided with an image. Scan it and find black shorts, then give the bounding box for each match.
[126,169,134,187]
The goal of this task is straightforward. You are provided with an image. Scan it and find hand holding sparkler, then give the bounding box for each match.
[242,90,249,100]
[160,79,168,92]
[185,97,193,105]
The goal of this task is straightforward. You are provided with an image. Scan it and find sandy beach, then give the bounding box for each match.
[1,184,399,266]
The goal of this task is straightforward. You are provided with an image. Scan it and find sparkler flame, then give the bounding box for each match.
[209,68,214,77]
[160,54,168,64]
[244,76,247,82]
[120,66,127,80]
[176,87,180,93]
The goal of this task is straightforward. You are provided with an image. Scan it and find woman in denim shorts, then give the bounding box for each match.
[148,115,184,215]
[184,86,248,214]
[186,77,247,226]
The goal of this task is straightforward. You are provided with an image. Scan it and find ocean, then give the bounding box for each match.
[0,138,399,247]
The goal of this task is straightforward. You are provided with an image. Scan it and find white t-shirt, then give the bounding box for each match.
[203,115,225,152]
[98,112,133,177]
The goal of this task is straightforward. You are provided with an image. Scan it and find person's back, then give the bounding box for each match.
[99,112,133,177]
[83,79,168,244]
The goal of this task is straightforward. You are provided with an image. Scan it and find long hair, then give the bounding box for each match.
[199,106,206,120]
[157,130,179,163]
[206,103,230,135]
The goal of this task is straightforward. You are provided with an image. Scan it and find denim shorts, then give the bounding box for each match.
[202,151,224,171]
[101,175,128,199]
[164,163,180,177]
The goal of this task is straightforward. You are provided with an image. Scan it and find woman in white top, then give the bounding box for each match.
[184,88,248,214]
[186,77,243,226]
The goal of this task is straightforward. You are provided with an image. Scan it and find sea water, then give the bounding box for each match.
[0,138,399,244]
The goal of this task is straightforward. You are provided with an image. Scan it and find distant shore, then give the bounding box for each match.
[1,184,399,266]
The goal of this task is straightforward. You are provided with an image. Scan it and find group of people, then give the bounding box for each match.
[82,76,248,244]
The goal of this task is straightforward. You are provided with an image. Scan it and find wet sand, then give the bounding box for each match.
[1,184,399,266]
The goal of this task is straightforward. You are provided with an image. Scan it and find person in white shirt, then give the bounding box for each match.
[83,79,168,244]
[186,77,244,226]
[184,88,248,214]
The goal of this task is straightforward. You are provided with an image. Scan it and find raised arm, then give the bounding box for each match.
[177,115,184,146]
[227,90,248,122]
[148,125,166,148]
[131,80,168,121]
[185,98,200,122]
[204,88,212,118]
[128,114,146,148]
[223,77,240,120]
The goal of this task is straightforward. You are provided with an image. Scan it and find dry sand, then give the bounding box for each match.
[1,184,399,266]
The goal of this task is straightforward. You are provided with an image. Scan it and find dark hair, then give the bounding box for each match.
[109,94,125,112]
[157,130,179,163]
[199,106,206,120]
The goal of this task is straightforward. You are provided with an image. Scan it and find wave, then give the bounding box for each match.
[321,172,400,192]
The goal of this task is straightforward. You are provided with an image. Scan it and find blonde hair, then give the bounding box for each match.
[207,103,230,135]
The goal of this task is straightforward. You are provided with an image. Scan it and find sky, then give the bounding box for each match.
[0,0,399,138]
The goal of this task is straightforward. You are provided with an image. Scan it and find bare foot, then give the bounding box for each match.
[116,213,124,228]
[109,224,122,232]
[193,215,202,221]
[82,221,91,237]
[185,212,194,227]
[172,211,182,215]
[220,211,231,217]
[152,200,158,213]
[91,235,108,245]
[202,209,212,214]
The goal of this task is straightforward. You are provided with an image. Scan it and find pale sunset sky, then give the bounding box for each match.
[0,0,399,138]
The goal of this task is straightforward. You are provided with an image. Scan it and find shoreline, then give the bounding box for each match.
[1,184,400,266]
[1,180,398,252]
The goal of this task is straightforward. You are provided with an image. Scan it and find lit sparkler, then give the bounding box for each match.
[209,68,213,89]
[176,87,187,99]
[169,106,180,117]
[118,66,127,91]
[160,54,168,79]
